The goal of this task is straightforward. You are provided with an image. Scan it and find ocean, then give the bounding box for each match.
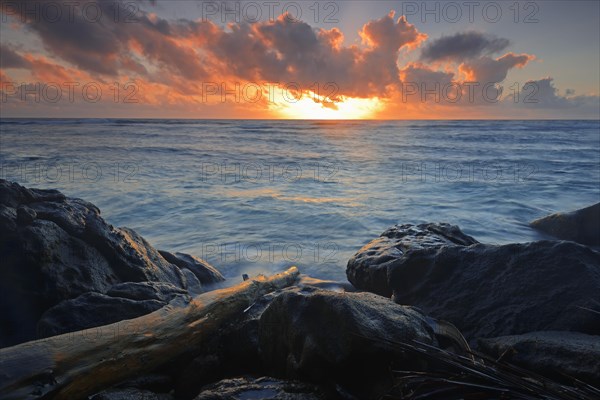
[1,119,598,281]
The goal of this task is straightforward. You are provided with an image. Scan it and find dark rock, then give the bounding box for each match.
[36,292,168,338]
[16,205,36,225]
[180,269,204,296]
[159,250,225,285]
[346,223,478,296]
[106,281,188,302]
[258,287,436,398]
[90,388,173,400]
[0,179,203,347]
[478,331,600,384]
[388,240,600,340]
[37,281,191,337]
[194,377,331,400]
[173,290,283,398]
[530,203,600,246]
[117,374,174,393]
[298,276,356,292]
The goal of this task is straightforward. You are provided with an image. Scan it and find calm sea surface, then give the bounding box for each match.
[1,119,599,281]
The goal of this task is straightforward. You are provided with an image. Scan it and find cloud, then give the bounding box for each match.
[3,2,428,99]
[1,1,597,118]
[3,0,207,79]
[459,53,535,83]
[420,31,509,62]
[518,77,600,110]
[0,43,31,69]
[186,11,426,98]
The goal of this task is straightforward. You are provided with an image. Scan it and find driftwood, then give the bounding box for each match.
[0,266,300,400]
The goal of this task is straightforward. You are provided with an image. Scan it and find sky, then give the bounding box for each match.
[1,0,599,119]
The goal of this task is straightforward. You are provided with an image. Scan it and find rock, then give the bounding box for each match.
[0,179,205,347]
[298,276,356,292]
[37,293,162,338]
[388,240,600,340]
[159,250,225,285]
[478,331,600,384]
[106,281,189,302]
[258,287,436,398]
[531,203,600,246]
[116,374,174,394]
[16,205,36,225]
[346,223,478,296]
[194,377,330,400]
[180,268,204,296]
[90,388,173,400]
[173,290,283,398]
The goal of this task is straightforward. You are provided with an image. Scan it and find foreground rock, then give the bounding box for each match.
[388,240,600,339]
[0,180,222,347]
[37,282,190,337]
[159,250,225,286]
[530,203,600,246]
[195,377,330,400]
[347,223,478,296]
[348,223,600,340]
[172,282,353,398]
[478,331,600,384]
[259,287,437,399]
[91,388,173,400]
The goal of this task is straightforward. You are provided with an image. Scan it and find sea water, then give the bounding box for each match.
[1,119,598,281]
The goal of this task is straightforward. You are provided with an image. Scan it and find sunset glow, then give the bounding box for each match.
[0,1,598,119]
[272,92,384,120]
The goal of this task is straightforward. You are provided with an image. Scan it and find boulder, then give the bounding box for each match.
[37,282,190,338]
[258,287,436,398]
[90,388,173,400]
[172,279,354,398]
[194,377,330,400]
[348,223,600,340]
[159,250,225,286]
[115,374,174,394]
[0,180,212,347]
[388,240,600,340]
[478,331,600,384]
[530,203,600,246]
[346,223,478,296]
[173,289,284,398]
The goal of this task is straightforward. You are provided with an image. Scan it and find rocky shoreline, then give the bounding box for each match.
[0,179,599,399]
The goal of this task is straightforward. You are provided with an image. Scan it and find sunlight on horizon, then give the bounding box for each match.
[271,91,384,120]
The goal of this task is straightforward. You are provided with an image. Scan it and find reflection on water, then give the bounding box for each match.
[1,119,599,280]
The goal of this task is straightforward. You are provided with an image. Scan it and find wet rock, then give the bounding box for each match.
[530,203,600,246]
[388,240,600,340]
[117,374,174,394]
[346,223,478,296]
[16,205,36,225]
[258,287,436,398]
[180,268,204,296]
[37,292,165,338]
[194,377,330,400]
[106,281,189,302]
[37,281,191,337]
[90,388,173,400]
[159,250,225,286]
[298,276,356,292]
[173,290,283,398]
[478,331,600,384]
[0,179,203,347]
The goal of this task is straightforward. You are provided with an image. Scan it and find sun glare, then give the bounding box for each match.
[271,91,383,119]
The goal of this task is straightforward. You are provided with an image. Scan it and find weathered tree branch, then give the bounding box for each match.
[0,266,300,400]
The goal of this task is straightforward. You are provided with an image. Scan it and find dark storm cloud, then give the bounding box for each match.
[420,31,510,62]
[1,0,207,79]
[0,43,31,68]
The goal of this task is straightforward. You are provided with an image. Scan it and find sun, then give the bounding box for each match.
[271,90,383,119]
